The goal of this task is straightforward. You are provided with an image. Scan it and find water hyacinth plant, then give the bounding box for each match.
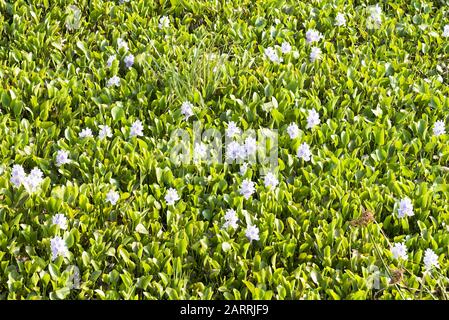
[0,0,449,301]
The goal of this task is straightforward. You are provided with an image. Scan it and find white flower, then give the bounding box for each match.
[287,123,299,139]
[107,75,120,87]
[226,141,246,161]
[98,125,113,139]
[443,25,449,37]
[222,242,232,252]
[305,29,323,44]
[423,248,439,269]
[433,120,446,136]
[23,167,44,193]
[264,172,279,189]
[107,54,116,67]
[50,236,69,261]
[159,16,170,29]
[306,108,320,129]
[106,190,119,205]
[264,47,283,63]
[10,164,26,187]
[245,224,260,242]
[226,121,241,138]
[244,137,257,156]
[130,120,144,137]
[310,46,322,62]
[391,242,408,260]
[181,101,194,119]
[335,13,346,27]
[52,213,68,230]
[79,128,93,138]
[117,38,128,51]
[56,150,70,167]
[240,178,255,200]
[11,165,44,193]
[281,42,292,54]
[369,4,382,26]
[124,54,135,68]
[240,162,249,175]
[165,188,180,206]
[372,4,382,15]
[397,197,414,218]
[194,143,207,162]
[223,209,239,229]
[297,142,312,161]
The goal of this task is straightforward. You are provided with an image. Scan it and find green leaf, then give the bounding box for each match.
[66,231,75,248]
[49,264,60,279]
[135,223,148,234]
[51,287,71,300]
[374,127,385,145]
[111,106,125,122]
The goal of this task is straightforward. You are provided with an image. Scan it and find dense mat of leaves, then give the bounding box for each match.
[1,0,449,300]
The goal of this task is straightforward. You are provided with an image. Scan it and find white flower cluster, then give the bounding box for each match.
[50,236,69,261]
[165,187,180,206]
[99,125,113,139]
[391,242,439,270]
[222,208,260,243]
[423,248,439,269]
[10,165,44,193]
[433,120,446,137]
[56,150,70,167]
[107,54,116,67]
[443,25,449,38]
[287,123,299,139]
[159,16,170,29]
[226,121,241,138]
[286,109,320,163]
[181,101,194,120]
[306,109,320,129]
[264,172,279,189]
[264,41,292,64]
[107,75,120,87]
[194,142,208,162]
[281,42,291,54]
[52,213,68,230]
[106,189,120,205]
[391,242,408,260]
[226,138,257,162]
[297,142,312,162]
[368,4,382,28]
[130,120,144,137]
[305,29,323,44]
[397,197,414,218]
[335,13,346,27]
[245,224,260,242]
[240,178,256,200]
[304,29,324,62]
[106,38,136,86]
[310,47,322,62]
[124,54,135,69]
[264,47,283,64]
[224,122,257,163]
[79,128,93,138]
[223,209,239,229]
[117,38,129,51]
[77,122,143,140]
[78,125,113,140]
[226,141,246,161]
